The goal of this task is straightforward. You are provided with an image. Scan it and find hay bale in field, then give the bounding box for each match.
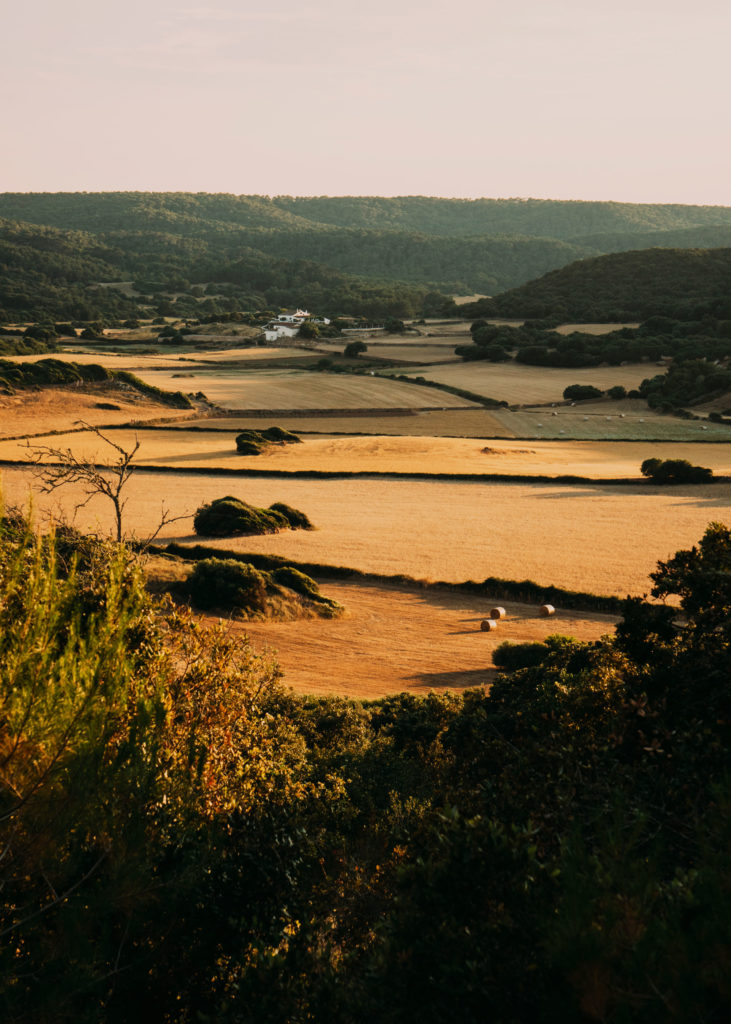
[539,604,556,617]
[480,619,498,632]
[490,607,506,619]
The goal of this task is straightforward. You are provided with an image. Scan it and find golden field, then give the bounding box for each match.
[127,368,480,411]
[0,388,193,439]
[218,581,618,699]
[2,466,727,598]
[177,405,731,441]
[4,429,731,479]
[385,360,660,405]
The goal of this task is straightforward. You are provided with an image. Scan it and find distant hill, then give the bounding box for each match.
[463,248,731,321]
[271,196,731,240]
[0,217,436,322]
[2,194,731,322]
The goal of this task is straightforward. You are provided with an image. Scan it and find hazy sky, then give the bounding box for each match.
[3,0,730,203]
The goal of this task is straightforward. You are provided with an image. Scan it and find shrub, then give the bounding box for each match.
[235,436,264,455]
[193,497,284,536]
[260,426,301,444]
[235,427,301,454]
[268,502,314,530]
[641,458,713,484]
[563,384,604,401]
[492,641,550,671]
[607,385,627,400]
[188,558,267,613]
[272,566,324,600]
[193,496,312,537]
[344,340,367,357]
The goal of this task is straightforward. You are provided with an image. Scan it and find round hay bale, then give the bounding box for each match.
[539,604,556,617]
[490,606,506,619]
[480,619,498,632]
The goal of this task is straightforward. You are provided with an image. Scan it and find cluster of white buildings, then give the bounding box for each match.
[263,309,330,343]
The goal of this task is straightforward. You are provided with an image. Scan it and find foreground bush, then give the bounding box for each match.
[193,495,313,536]
[2,517,730,1022]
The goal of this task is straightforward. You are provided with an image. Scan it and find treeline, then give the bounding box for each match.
[1,515,729,1021]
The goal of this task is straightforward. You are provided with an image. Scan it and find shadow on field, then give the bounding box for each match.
[406,668,494,690]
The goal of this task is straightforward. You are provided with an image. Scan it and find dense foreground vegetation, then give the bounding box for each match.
[0,515,729,1022]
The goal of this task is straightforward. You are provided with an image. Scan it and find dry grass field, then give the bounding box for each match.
[214,581,618,698]
[385,361,659,406]
[175,410,516,436]
[127,368,480,411]
[12,346,314,370]
[0,389,194,439]
[5,429,731,480]
[176,406,731,441]
[2,466,727,598]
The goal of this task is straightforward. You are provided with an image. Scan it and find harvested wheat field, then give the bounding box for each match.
[2,467,728,597]
[487,404,731,441]
[209,581,618,698]
[12,346,309,371]
[0,388,195,439]
[6,430,731,480]
[350,344,462,364]
[126,368,480,411]
[175,405,731,442]
[13,428,731,477]
[175,409,517,437]
[387,361,657,406]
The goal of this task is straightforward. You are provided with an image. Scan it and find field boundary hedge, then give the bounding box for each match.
[157,542,625,614]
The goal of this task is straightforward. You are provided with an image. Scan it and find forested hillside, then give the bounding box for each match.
[464,248,731,321]
[2,193,731,324]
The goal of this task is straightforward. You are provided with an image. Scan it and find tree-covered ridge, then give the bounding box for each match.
[0,216,439,322]
[3,194,731,323]
[1,514,729,1021]
[271,195,731,238]
[464,247,731,321]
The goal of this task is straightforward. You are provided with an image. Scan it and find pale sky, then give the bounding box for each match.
[2,0,730,204]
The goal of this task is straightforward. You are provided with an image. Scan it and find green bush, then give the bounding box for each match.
[235,427,301,454]
[193,496,312,537]
[607,385,627,400]
[563,384,603,401]
[235,436,264,455]
[193,497,285,536]
[344,340,367,357]
[188,558,268,612]
[271,566,323,600]
[641,458,713,484]
[268,502,314,530]
[261,426,301,444]
[492,640,550,670]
